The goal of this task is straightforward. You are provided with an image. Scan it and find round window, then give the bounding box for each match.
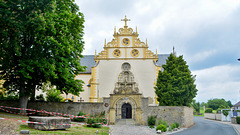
[122,63,131,71]
[113,49,121,57]
[131,49,139,57]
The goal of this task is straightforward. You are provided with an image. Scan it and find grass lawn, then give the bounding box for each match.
[19,124,109,135]
[194,107,204,117]
[0,112,109,134]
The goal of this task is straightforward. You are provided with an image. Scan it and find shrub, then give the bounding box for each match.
[236,116,240,124]
[171,123,177,129]
[156,124,167,132]
[36,94,45,101]
[149,125,154,129]
[148,116,156,126]
[205,108,213,113]
[46,89,64,102]
[175,122,180,128]
[86,116,106,128]
[222,110,229,117]
[73,111,85,122]
[158,119,168,127]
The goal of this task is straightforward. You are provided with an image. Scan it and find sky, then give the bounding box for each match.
[75,0,240,104]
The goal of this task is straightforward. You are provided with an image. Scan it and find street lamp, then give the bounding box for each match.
[238,58,240,61]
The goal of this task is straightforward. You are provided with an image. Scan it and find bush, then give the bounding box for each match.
[222,110,229,117]
[171,123,177,129]
[175,122,180,128]
[46,89,64,102]
[86,115,107,128]
[236,116,240,124]
[158,119,168,127]
[148,116,156,126]
[156,124,167,132]
[205,108,213,113]
[73,111,85,122]
[149,125,154,129]
[36,94,45,101]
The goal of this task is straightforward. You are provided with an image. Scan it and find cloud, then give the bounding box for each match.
[193,64,240,103]
[75,0,240,104]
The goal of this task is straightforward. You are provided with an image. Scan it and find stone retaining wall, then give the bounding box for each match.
[0,100,105,115]
[140,98,194,128]
[204,113,222,121]
[0,100,194,127]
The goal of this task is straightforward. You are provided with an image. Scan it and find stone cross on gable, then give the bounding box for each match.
[121,16,130,27]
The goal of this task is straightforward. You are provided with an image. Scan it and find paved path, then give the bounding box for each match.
[173,117,238,135]
[109,119,156,135]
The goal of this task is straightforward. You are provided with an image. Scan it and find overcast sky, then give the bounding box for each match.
[75,0,240,104]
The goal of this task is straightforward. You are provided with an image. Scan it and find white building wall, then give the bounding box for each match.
[96,59,158,103]
[75,74,91,102]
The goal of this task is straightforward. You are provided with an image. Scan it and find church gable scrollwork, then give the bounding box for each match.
[113,63,139,94]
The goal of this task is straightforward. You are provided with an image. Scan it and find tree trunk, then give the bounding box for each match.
[19,87,29,113]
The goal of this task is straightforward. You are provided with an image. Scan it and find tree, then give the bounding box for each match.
[207,98,229,110]
[192,100,200,113]
[227,100,233,108]
[155,53,197,106]
[0,0,85,109]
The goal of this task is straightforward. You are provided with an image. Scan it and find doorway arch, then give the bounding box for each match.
[121,103,132,119]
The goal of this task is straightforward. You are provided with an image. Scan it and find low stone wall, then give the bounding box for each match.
[0,100,194,127]
[204,113,222,121]
[141,98,194,128]
[0,100,105,116]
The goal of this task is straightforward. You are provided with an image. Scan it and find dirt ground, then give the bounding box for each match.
[0,112,28,135]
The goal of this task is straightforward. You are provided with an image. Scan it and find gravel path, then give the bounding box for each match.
[0,112,28,135]
[110,125,157,135]
[0,119,23,135]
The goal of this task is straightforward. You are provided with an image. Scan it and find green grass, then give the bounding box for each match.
[18,124,109,135]
[194,107,204,117]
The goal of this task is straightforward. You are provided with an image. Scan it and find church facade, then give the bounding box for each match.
[68,16,172,124]
[74,16,169,103]
[27,17,194,126]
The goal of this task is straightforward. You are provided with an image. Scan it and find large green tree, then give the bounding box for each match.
[155,53,197,106]
[0,0,85,109]
[207,98,229,110]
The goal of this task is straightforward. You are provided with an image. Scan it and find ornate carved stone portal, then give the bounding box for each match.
[113,63,139,94]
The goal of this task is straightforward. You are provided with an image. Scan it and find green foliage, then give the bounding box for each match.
[0,91,19,101]
[157,119,168,127]
[73,111,86,122]
[200,102,207,107]
[207,98,229,110]
[36,94,45,101]
[222,110,229,117]
[227,100,233,108]
[155,54,197,106]
[175,122,180,128]
[156,124,167,132]
[171,123,177,129]
[205,108,213,113]
[46,89,64,102]
[149,125,155,129]
[192,100,200,113]
[236,116,240,124]
[86,117,103,128]
[148,116,156,126]
[171,123,179,129]
[0,0,85,109]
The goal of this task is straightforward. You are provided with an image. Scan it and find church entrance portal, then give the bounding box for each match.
[121,103,132,119]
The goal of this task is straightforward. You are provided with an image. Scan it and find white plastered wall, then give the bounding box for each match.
[75,74,91,102]
[96,59,158,103]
